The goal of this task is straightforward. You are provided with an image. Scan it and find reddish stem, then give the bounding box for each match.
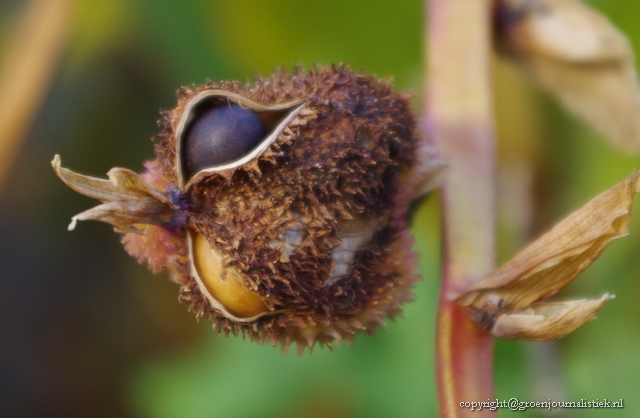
[426,0,497,416]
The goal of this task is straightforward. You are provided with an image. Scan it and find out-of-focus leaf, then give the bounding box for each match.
[457,171,640,340]
[207,0,422,84]
[496,0,640,152]
[66,0,132,71]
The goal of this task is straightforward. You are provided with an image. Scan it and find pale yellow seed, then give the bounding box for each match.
[192,232,268,318]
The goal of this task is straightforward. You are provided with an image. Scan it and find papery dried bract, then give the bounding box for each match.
[496,0,640,152]
[457,171,640,340]
[492,294,613,341]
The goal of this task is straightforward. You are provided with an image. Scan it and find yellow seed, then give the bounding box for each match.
[192,232,268,318]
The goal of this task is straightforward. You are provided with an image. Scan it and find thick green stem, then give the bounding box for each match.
[426,0,497,416]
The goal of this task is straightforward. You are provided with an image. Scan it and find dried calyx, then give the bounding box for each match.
[457,172,640,341]
[51,154,182,233]
[53,66,442,353]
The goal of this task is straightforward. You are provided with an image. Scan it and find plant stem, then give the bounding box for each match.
[425,0,497,416]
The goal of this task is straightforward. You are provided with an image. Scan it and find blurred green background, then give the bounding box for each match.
[0,0,639,417]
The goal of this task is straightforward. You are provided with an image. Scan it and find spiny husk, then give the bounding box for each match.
[61,65,427,352]
[151,65,421,351]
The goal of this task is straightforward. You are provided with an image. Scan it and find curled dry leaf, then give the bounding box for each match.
[495,0,640,152]
[457,171,640,340]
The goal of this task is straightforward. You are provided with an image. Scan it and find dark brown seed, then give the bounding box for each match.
[183,104,266,178]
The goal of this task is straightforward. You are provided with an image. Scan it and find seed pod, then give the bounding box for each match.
[53,65,443,353]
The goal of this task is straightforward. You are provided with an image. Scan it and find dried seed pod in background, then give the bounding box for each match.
[494,0,640,152]
[53,65,443,353]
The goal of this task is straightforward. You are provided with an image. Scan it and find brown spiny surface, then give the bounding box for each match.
[123,65,421,352]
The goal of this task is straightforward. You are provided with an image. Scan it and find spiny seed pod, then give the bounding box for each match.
[52,65,444,353]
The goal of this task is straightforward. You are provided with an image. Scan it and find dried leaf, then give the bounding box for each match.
[496,0,640,152]
[457,171,640,340]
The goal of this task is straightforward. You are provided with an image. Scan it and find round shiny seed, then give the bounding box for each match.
[183,104,266,178]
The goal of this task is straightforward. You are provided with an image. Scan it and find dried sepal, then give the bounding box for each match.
[52,154,181,233]
[457,171,640,340]
[492,294,613,341]
[495,0,640,152]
